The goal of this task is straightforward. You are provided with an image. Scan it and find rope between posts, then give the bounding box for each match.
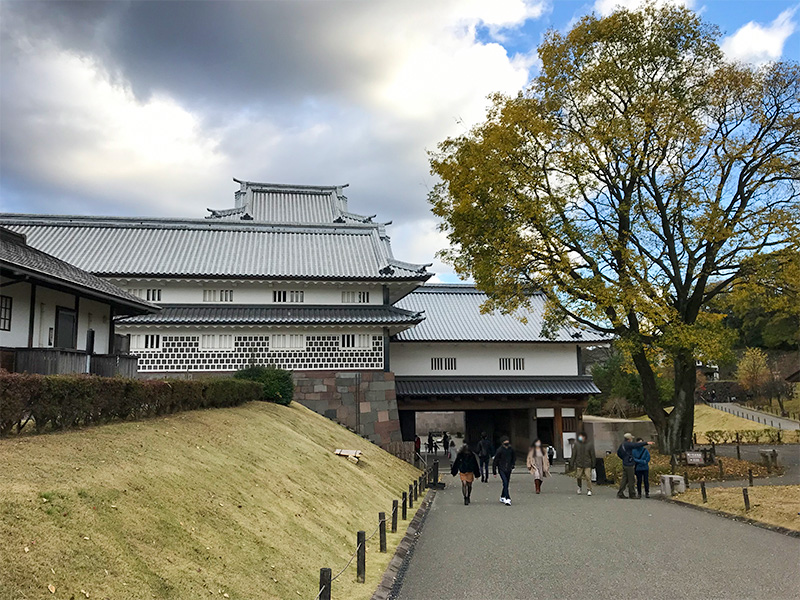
[314,472,428,599]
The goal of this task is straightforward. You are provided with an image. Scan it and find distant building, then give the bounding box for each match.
[0,180,607,452]
[0,226,157,375]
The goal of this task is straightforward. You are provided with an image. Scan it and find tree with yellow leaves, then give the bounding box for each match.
[429,3,799,452]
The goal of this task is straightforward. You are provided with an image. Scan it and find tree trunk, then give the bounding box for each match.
[662,351,697,454]
[632,347,696,454]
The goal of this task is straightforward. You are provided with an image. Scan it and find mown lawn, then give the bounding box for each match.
[0,402,421,600]
[675,485,800,532]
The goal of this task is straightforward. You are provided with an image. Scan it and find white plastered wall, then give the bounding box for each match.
[389,342,579,377]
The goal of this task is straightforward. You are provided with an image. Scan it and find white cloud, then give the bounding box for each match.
[0,45,229,215]
[721,6,798,64]
[0,1,549,277]
[593,0,692,18]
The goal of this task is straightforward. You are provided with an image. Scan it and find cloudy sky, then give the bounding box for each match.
[1,0,798,281]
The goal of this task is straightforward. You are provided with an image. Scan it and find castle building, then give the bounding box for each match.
[0,180,604,453]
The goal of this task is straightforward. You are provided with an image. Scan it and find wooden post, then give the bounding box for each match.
[701,481,707,503]
[319,568,331,600]
[408,484,414,508]
[401,492,407,520]
[356,531,366,583]
[748,468,753,487]
[433,460,439,487]
[736,444,741,460]
[684,471,689,488]
[772,449,778,469]
[379,512,387,553]
[670,454,676,475]
[413,480,418,502]
[391,500,398,533]
[693,433,697,446]
[718,459,724,481]
[743,487,750,511]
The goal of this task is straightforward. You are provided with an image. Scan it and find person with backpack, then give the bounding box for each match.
[451,444,482,505]
[632,437,652,498]
[476,432,493,483]
[616,433,654,499]
[492,437,516,506]
[547,445,556,465]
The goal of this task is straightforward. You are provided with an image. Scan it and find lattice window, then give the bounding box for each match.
[133,333,384,372]
[499,357,525,371]
[144,334,160,349]
[0,295,11,331]
[200,334,233,350]
[146,289,161,302]
[431,357,456,371]
[273,290,304,303]
[342,291,370,303]
[203,289,235,302]
[271,334,305,349]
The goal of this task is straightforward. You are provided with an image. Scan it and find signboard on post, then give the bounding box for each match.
[685,451,704,465]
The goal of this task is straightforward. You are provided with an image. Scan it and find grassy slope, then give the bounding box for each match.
[636,404,771,431]
[0,402,420,600]
[676,485,800,532]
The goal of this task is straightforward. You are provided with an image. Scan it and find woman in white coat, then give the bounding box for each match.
[526,439,550,494]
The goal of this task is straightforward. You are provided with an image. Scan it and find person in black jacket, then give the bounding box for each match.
[492,437,516,506]
[616,433,654,499]
[451,444,482,505]
[476,432,493,483]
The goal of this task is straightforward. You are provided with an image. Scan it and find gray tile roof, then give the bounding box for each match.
[117,305,424,327]
[393,284,609,343]
[207,180,374,224]
[0,228,157,314]
[0,216,431,281]
[395,376,601,396]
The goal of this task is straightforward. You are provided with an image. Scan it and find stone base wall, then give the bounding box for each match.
[292,370,402,447]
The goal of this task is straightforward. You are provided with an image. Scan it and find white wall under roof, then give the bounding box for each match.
[390,341,579,377]
[109,279,385,305]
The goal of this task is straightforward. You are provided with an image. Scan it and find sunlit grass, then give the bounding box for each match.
[0,402,421,599]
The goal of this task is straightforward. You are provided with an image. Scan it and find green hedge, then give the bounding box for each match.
[233,365,294,406]
[0,371,263,436]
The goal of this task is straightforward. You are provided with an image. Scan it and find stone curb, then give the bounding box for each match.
[370,488,436,600]
[657,494,800,538]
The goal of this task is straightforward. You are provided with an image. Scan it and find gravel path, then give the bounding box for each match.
[396,467,800,600]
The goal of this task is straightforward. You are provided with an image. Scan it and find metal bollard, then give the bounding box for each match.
[401,492,407,520]
[408,484,414,508]
[391,499,398,533]
[433,460,439,487]
[684,471,689,489]
[356,531,366,583]
[718,459,724,481]
[379,512,387,553]
[743,487,750,511]
[701,481,707,503]
[748,468,753,487]
[414,480,418,502]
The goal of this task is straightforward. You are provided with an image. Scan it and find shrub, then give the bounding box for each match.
[0,370,262,437]
[234,365,294,405]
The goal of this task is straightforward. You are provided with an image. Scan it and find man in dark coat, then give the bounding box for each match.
[616,433,653,499]
[492,437,516,506]
[476,431,493,483]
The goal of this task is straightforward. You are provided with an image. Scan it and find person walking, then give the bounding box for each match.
[492,437,516,505]
[572,432,596,496]
[616,433,654,499]
[427,432,434,454]
[442,432,450,458]
[476,432,493,483]
[526,439,550,494]
[632,437,651,498]
[451,444,481,505]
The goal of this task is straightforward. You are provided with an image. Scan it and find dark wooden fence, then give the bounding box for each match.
[14,348,89,375]
[90,354,139,378]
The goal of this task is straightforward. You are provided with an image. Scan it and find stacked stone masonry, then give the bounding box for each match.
[293,370,402,447]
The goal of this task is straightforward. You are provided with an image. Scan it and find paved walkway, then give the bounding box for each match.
[397,468,800,600]
[710,402,800,431]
